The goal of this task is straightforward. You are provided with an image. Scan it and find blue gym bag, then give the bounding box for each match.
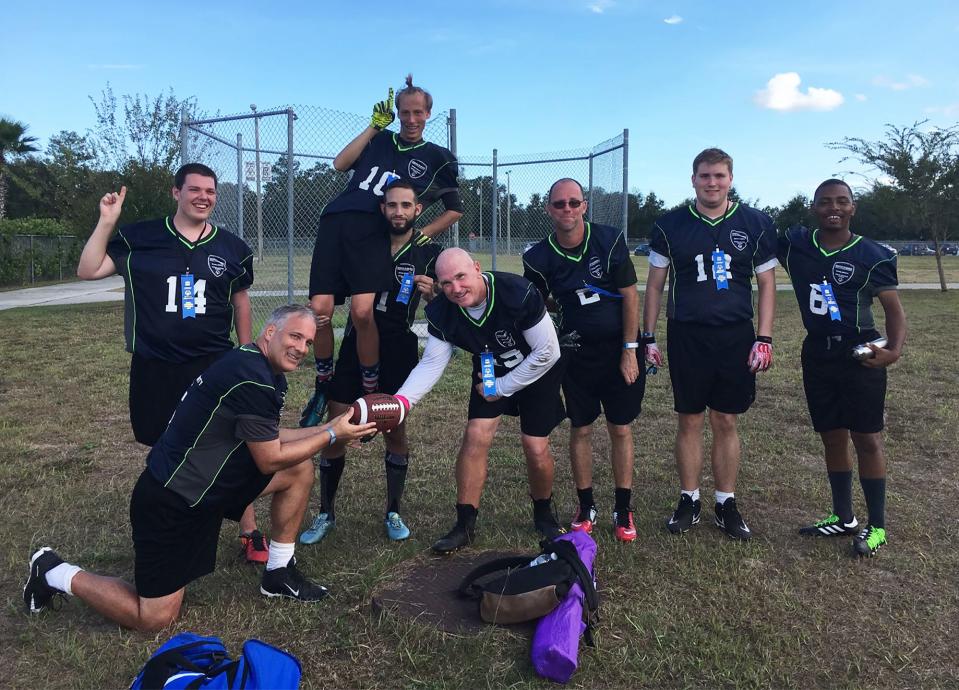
[129,633,301,689]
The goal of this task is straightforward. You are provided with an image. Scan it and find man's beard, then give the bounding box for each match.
[389,217,417,235]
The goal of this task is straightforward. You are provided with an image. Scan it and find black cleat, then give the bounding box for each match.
[24,547,65,614]
[260,557,329,602]
[666,494,702,534]
[853,525,887,557]
[799,513,859,537]
[714,498,752,541]
[432,523,475,554]
[299,377,329,428]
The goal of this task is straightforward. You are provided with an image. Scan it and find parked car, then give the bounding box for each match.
[914,244,936,256]
[937,244,958,256]
[633,243,651,256]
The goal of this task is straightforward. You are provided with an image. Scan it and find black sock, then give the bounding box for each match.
[860,477,886,529]
[576,487,595,512]
[827,470,854,522]
[384,451,408,515]
[319,456,346,520]
[532,495,554,520]
[614,487,632,514]
[455,503,478,529]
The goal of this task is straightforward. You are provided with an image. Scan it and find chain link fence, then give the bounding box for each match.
[0,235,83,287]
[181,106,626,323]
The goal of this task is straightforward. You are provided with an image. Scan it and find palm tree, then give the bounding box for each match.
[0,118,40,220]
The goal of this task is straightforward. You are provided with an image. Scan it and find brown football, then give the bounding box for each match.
[349,393,406,432]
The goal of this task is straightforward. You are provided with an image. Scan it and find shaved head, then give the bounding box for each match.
[436,248,476,279]
[435,248,486,307]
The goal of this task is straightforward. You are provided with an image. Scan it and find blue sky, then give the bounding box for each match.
[3,0,958,207]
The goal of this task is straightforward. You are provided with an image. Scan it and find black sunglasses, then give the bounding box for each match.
[550,199,585,209]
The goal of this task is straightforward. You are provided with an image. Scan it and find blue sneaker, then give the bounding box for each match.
[384,512,410,541]
[300,512,335,544]
[299,378,328,428]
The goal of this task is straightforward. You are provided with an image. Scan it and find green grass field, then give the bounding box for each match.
[1,290,958,688]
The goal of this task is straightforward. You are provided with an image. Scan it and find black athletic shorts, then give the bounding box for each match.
[801,332,887,433]
[561,337,645,427]
[129,351,224,446]
[467,357,566,437]
[328,328,419,403]
[309,211,393,297]
[666,319,756,415]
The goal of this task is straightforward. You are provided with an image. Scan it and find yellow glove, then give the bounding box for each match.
[370,88,395,130]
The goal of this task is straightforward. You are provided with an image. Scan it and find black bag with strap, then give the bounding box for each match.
[459,539,599,625]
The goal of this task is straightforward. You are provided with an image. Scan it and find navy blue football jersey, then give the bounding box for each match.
[345,232,441,338]
[425,271,547,376]
[650,203,776,325]
[523,222,636,342]
[106,217,254,363]
[778,226,898,336]
[146,344,286,510]
[322,131,459,217]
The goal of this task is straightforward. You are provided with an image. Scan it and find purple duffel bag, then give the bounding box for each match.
[530,530,598,684]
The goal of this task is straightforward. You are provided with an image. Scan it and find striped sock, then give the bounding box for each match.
[315,357,334,383]
[360,362,380,393]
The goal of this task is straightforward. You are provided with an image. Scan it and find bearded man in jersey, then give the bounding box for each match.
[523,178,644,543]
[300,181,440,545]
[642,148,777,541]
[778,179,906,558]
[302,75,463,429]
[393,248,566,553]
[76,163,267,563]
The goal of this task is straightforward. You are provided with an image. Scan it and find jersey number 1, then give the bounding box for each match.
[165,276,207,314]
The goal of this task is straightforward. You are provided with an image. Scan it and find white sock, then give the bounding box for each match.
[682,488,700,502]
[45,563,82,596]
[266,541,295,571]
[715,490,735,505]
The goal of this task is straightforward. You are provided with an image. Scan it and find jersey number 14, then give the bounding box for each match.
[165,276,207,314]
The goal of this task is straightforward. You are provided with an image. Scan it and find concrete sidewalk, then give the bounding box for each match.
[1,278,956,311]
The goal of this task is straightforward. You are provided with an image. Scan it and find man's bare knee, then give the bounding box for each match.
[137,599,181,632]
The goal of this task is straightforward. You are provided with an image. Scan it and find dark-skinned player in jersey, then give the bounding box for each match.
[778,179,906,557]
[300,180,440,545]
[302,75,463,432]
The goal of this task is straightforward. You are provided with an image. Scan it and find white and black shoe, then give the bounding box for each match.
[666,494,701,534]
[24,547,65,614]
[260,557,329,602]
[714,498,752,541]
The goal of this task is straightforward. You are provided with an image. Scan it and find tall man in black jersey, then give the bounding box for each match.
[524,178,644,542]
[76,163,266,562]
[23,305,377,630]
[778,179,906,557]
[643,148,777,541]
[393,249,566,553]
[303,76,463,428]
[300,181,440,545]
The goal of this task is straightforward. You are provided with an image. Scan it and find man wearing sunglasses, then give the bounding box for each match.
[642,148,777,541]
[523,178,644,542]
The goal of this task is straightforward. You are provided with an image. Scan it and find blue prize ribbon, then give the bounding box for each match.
[712,249,729,290]
[384,172,400,186]
[821,281,841,321]
[396,272,414,304]
[180,273,196,319]
[480,351,497,396]
[582,283,623,299]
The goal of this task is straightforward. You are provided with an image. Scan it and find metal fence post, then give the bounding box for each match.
[254,108,264,261]
[491,149,498,270]
[180,105,189,166]
[58,234,62,280]
[449,109,459,248]
[236,133,245,243]
[622,129,629,241]
[587,152,594,222]
[29,235,35,284]
[286,109,295,303]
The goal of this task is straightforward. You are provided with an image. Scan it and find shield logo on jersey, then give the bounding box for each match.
[394,262,415,284]
[588,256,604,279]
[408,159,428,179]
[495,330,516,348]
[729,229,749,252]
[207,255,227,278]
[832,261,855,285]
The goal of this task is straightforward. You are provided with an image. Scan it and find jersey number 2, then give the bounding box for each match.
[165,276,207,314]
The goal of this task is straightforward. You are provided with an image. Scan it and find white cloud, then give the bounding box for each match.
[924,103,959,116]
[754,72,844,112]
[664,15,683,24]
[872,74,930,91]
[855,93,867,102]
[588,0,613,13]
